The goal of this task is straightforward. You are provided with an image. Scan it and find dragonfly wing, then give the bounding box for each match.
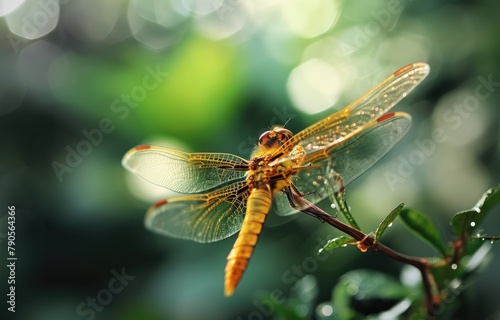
[271,190,300,217]
[274,112,412,216]
[145,181,249,243]
[322,111,412,186]
[348,63,430,115]
[122,145,249,193]
[276,63,429,159]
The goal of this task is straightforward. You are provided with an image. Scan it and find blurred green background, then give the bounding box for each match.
[1,0,499,319]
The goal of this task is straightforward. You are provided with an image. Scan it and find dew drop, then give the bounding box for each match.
[341,244,347,248]
[388,222,393,228]
[318,304,333,317]
[490,240,495,245]
[449,278,461,289]
[470,221,476,227]
[451,264,458,270]
[330,203,336,209]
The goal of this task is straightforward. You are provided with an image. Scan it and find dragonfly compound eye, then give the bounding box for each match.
[274,128,293,143]
[258,128,293,149]
[258,130,272,146]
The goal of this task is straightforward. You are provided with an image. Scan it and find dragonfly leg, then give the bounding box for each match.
[308,189,323,199]
[283,186,328,222]
[283,186,299,208]
[288,182,322,200]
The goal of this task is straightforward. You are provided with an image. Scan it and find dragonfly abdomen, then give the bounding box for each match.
[224,185,272,296]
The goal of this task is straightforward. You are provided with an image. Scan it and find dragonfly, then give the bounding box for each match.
[122,62,430,296]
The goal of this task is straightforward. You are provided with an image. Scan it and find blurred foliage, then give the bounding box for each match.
[0,0,500,320]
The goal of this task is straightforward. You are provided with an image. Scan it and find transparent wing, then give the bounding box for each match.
[274,63,429,160]
[273,112,411,216]
[272,190,300,217]
[122,145,249,193]
[145,181,249,243]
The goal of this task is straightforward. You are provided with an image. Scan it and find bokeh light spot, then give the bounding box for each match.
[0,0,24,16]
[287,59,342,114]
[181,0,223,15]
[6,0,59,40]
[128,2,187,50]
[194,3,247,40]
[318,303,334,317]
[283,0,340,38]
[64,0,120,42]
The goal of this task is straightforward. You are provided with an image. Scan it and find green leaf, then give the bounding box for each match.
[319,236,357,255]
[340,206,361,231]
[272,304,306,320]
[451,186,500,236]
[451,210,478,237]
[332,270,411,318]
[375,203,404,240]
[400,208,448,256]
[472,235,500,244]
[291,275,318,312]
[267,276,318,320]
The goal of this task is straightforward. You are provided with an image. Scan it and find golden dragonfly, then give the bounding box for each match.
[122,62,430,296]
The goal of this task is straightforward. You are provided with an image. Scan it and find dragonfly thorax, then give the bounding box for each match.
[246,159,294,192]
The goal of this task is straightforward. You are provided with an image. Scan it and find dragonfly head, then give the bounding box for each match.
[258,127,293,151]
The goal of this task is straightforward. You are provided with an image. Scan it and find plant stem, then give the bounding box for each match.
[297,197,441,317]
